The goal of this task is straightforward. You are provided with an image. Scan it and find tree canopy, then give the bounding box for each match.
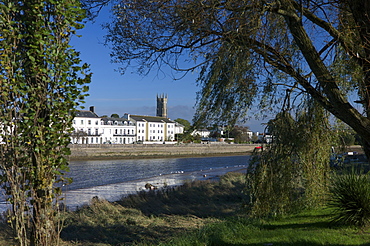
[82,0,370,156]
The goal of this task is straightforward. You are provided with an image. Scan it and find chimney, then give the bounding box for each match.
[90,106,95,113]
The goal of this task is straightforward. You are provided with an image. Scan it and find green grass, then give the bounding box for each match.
[159,209,370,246]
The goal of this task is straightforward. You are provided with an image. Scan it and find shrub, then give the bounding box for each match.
[329,171,370,227]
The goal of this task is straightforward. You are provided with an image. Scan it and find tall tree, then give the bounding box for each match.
[0,0,90,245]
[82,0,370,158]
[247,100,333,216]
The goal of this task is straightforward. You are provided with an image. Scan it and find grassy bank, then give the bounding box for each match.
[1,171,369,245]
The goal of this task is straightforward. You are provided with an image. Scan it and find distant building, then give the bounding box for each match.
[123,114,177,142]
[191,129,211,138]
[156,94,168,118]
[71,107,102,144]
[100,116,136,144]
[70,95,184,144]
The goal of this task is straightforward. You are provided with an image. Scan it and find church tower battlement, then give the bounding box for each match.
[156,94,168,118]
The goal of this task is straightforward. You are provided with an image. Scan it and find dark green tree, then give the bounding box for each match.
[229,126,251,143]
[174,118,191,132]
[0,0,90,245]
[82,0,370,159]
[110,113,119,118]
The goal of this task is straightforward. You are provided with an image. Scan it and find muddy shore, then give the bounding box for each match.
[68,144,364,161]
[68,143,257,161]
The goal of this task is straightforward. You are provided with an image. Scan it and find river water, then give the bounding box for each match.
[0,155,251,211]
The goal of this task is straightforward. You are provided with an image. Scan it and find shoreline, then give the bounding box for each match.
[68,151,251,161]
[67,144,365,161]
[63,165,249,211]
[68,143,257,161]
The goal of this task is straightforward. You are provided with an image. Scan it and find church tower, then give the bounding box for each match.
[156,94,168,118]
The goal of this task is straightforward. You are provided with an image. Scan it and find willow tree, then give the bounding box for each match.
[81,0,370,158]
[247,99,334,216]
[0,1,90,245]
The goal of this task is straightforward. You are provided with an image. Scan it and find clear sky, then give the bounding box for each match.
[70,7,267,132]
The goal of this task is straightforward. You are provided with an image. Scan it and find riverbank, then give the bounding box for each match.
[68,143,257,160]
[63,165,248,211]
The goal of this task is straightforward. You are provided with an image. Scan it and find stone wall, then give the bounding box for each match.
[69,143,257,160]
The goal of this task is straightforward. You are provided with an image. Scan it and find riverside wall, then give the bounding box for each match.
[69,143,257,160]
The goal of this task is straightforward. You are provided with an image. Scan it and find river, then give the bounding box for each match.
[0,155,251,211]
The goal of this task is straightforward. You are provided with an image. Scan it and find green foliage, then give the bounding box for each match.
[174,118,191,132]
[329,171,370,227]
[194,43,257,126]
[247,101,333,217]
[228,125,251,143]
[333,121,358,153]
[0,0,90,245]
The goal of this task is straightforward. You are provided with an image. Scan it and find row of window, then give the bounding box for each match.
[114,129,135,135]
[72,137,135,144]
[74,120,174,128]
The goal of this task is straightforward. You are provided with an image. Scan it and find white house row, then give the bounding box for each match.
[70,107,184,144]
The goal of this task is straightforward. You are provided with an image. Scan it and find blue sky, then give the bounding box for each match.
[70,7,267,132]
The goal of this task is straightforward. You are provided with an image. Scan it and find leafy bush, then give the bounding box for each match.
[329,171,370,227]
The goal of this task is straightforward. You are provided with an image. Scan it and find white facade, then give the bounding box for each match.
[100,118,136,144]
[123,114,177,142]
[191,129,211,138]
[71,109,184,144]
[71,110,103,144]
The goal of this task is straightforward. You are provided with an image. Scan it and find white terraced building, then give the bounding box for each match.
[70,107,184,144]
[123,114,177,142]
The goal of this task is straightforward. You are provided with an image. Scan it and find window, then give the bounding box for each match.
[73,120,76,124]
[88,120,91,125]
[95,121,99,125]
[81,120,83,124]
[95,129,98,135]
